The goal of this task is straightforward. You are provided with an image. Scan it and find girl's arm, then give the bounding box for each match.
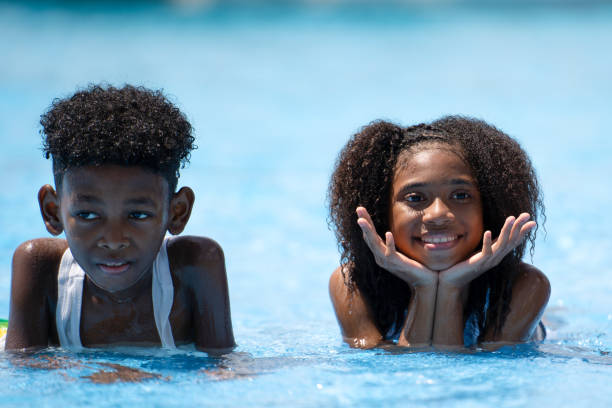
[329,268,438,349]
[329,267,383,349]
[432,214,536,347]
[334,207,438,348]
[397,283,438,348]
[481,263,550,345]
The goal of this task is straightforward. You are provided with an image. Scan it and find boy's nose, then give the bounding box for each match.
[98,226,129,250]
[422,198,454,225]
[99,240,129,250]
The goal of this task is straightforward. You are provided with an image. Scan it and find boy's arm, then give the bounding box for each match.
[5,239,66,351]
[170,236,235,355]
[482,263,550,346]
[329,267,384,349]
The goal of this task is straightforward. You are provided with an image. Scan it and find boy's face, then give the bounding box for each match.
[55,165,172,293]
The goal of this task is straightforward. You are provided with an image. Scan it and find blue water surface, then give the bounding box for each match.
[1,1,611,406]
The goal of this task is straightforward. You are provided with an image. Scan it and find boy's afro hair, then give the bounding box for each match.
[41,84,195,192]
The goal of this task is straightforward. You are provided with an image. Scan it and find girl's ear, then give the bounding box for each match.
[168,187,195,235]
[38,184,64,236]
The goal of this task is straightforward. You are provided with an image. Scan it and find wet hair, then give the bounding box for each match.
[328,116,543,342]
[40,84,195,194]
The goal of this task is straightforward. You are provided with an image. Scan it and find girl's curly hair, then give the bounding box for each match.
[328,116,544,341]
[41,84,195,193]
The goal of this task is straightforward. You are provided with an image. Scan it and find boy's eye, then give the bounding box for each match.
[129,212,151,220]
[452,192,471,200]
[76,212,99,220]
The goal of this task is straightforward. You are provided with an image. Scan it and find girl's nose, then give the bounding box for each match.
[422,197,454,225]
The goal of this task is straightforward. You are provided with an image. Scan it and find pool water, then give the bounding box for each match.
[1,1,611,406]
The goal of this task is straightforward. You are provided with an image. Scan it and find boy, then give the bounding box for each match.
[4,85,235,353]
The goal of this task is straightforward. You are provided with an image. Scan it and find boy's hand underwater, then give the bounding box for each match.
[356,207,535,288]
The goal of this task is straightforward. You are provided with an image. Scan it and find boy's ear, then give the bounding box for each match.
[168,187,195,235]
[38,184,64,236]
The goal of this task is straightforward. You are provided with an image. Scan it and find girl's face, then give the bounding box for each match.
[389,145,484,271]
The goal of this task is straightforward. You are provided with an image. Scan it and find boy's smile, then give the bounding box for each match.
[56,165,172,295]
[390,145,484,271]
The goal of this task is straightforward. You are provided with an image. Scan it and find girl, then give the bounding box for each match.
[328,116,550,349]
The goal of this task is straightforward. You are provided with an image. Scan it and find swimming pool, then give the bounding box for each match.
[1,1,611,406]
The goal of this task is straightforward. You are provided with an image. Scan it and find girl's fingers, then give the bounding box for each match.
[491,216,515,252]
[356,208,388,256]
[358,219,384,250]
[356,207,432,277]
[385,231,396,253]
[356,206,376,226]
[509,213,531,242]
[356,207,375,235]
[519,221,536,236]
[482,230,493,257]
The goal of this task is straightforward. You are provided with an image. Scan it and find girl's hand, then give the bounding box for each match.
[356,207,437,288]
[438,213,536,289]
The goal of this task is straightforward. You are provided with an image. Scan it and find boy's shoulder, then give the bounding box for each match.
[10,238,68,316]
[13,238,68,277]
[167,235,226,278]
[166,236,234,351]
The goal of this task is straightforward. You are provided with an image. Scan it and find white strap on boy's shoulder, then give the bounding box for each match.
[55,240,174,350]
[56,248,84,350]
[152,237,176,349]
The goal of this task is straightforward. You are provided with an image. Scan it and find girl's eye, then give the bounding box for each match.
[452,192,471,200]
[76,212,99,220]
[129,212,150,220]
[405,194,424,203]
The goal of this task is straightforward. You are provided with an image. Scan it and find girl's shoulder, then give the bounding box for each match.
[329,266,384,348]
[329,266,350,312]
[483,262,551,344]
[329,266,357,310]
[512,262,551,302]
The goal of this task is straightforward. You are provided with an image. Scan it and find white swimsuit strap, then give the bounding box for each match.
[55,238,176,350]
[56,248,85,350]
[152,237,175,348]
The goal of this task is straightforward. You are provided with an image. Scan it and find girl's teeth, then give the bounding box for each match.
[423,236,457,243]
